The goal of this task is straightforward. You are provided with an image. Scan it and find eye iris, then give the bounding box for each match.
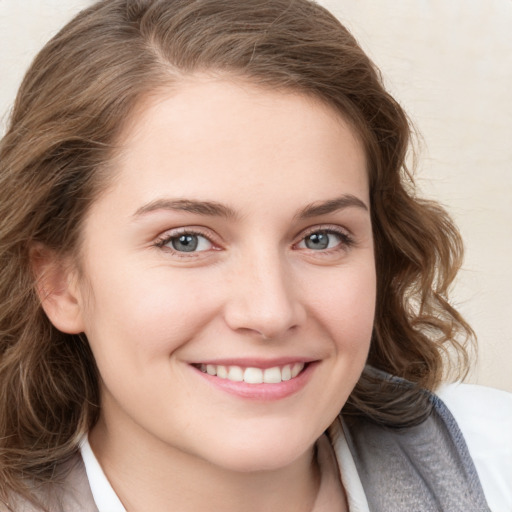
[172,234,198,252]
[305,231,329,250]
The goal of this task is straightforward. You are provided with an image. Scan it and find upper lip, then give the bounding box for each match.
[190,357,317,369]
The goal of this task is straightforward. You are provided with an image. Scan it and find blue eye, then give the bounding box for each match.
[298,230,346,250]
[161,233,213,253]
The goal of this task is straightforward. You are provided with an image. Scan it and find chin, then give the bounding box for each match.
[197,430,317,474]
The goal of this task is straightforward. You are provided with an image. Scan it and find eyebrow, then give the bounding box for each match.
[133,198,238,219]
[133,194,368,220]
[295,195,369,219]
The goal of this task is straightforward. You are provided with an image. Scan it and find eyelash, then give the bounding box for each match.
[154,228,216,257]
[295,226,355,253]
[153,225,354,257]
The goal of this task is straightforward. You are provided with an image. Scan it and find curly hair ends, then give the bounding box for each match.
[0,0,473,506]
[344,190,473,427]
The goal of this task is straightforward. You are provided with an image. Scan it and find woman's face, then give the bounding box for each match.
[72,78,376,472]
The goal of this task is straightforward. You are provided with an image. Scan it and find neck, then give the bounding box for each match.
[89,416,321,512]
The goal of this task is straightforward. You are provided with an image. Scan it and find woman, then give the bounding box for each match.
[0,1,509,511]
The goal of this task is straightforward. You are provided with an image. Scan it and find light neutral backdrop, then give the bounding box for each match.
[1,1,511,392]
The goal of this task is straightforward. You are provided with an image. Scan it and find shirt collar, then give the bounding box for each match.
[80,422,369,512]
[80,436,127,512]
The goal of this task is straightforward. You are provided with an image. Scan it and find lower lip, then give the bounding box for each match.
[191,363,316,401]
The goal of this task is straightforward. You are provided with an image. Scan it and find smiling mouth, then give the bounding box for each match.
[194,362,306,384]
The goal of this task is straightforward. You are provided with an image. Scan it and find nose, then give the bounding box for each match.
[223,249,306,340]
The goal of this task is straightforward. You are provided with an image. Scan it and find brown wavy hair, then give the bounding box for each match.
[0,0,473,507]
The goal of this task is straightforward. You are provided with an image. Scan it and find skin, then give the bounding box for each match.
[42,77,376,511]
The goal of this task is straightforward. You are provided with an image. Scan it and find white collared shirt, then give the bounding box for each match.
[80,426,369,512]
[81,383,512,512]
[80,436,126,512]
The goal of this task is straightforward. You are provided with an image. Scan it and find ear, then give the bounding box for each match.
[30,243,86,334]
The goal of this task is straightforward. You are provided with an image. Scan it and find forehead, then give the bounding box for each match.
[100,77,368,216]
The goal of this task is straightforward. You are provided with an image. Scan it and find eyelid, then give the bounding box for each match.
[299,223,352,238]
[154,226,222,254]
[153,223,355,257]
[293,224,355,250]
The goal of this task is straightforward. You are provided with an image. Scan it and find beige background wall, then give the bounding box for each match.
[1,1,511,392]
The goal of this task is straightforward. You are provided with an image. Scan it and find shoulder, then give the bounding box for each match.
[436,383,512,512]
[0,453,97,512]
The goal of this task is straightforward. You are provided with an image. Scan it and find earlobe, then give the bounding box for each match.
[30,244,86,334]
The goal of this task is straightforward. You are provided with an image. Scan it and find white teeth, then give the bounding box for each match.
[281,364,292,381]
[217,365,228,379]
[263,367,282,383]
[198,362,306,384]
[243,367,263,384]
[291,363,303,378]
[228,366,244,382]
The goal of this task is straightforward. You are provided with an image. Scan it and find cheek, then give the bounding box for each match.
[308,262,376,352]
[78,261,220,365]
[294,261,376,432]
